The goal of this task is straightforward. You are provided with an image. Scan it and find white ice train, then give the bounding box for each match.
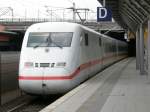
[19,22,127,95]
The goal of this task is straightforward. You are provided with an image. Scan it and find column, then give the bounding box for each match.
[148,20,150,76]
[139,24,146,75]
[136,29,140,70]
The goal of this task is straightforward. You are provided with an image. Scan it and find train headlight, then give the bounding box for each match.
[24,62,34,68]
[56,62,66,68]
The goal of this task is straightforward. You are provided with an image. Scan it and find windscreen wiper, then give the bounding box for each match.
[33,37,49,49]
[33,34,63,49]
[33,44,41,49]
[48,34,63,49]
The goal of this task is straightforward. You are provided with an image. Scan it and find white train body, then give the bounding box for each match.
[19,22,127,95]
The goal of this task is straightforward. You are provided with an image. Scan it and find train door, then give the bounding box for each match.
[116,41,119,60]
[99,37,103,69]
[114,40,118,61]
[101,37,105,68]
[80,32,90,79]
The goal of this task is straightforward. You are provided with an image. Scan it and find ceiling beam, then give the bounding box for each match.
[120,8,140,25]
[122,3,143,23]
[129,0,147,18]
[121,14,136,31]
[144,0,150,6]
[134,0,150,14]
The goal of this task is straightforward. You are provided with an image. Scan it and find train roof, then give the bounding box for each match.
[28,22,99,34]
[27,22,125,42]
[27,22,80,32]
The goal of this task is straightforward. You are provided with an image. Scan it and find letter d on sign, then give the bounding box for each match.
[99,8,107,19]
[97,7,112,22]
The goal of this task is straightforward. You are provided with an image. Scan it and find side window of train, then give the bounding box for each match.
[99,37,102,46]
[84,33,88,46]
[80,35,83,46]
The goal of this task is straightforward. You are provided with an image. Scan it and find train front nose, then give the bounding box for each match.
[19,78,43,95]
[19,67,44,94]
[19,78,72,95]
[19,60,73,95]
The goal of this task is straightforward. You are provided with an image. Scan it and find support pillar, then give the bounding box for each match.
[136,29,140,70]
[139,24,146,75]
[148,20,150,76]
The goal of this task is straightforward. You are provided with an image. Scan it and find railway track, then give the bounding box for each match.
[0,94,62,112]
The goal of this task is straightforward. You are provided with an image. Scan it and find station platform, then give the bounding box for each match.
[40,58,150,112]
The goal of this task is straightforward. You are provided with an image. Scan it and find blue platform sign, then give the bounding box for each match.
[97,7,112,22]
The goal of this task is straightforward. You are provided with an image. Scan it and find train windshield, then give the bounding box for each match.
[27,32,73,48]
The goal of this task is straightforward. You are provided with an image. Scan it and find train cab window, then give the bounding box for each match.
[27,32,73,47]
[84,33,88,46]
[99,37,102,46]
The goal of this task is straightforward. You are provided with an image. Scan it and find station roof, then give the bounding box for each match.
[98,0,150,32]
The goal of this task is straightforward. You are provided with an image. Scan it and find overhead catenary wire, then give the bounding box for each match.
[66,0,74,4]
[0,0,97,21]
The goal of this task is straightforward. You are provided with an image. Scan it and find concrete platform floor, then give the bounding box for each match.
[40,58,150,112]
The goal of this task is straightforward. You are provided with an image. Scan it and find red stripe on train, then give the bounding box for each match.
[18,59,97,80]
[18,55,126,80]
[19,67,81,80]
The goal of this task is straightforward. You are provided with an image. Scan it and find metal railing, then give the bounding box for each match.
[0,18,123,31]
[0,18,97,23]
